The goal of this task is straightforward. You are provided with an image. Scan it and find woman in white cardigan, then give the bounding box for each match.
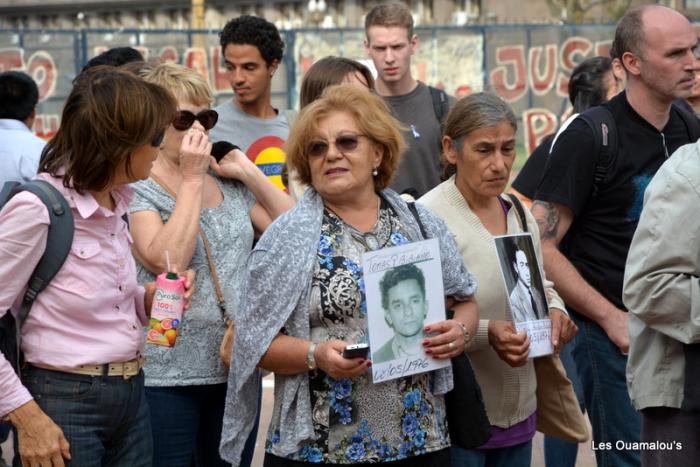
[419,93,577,467]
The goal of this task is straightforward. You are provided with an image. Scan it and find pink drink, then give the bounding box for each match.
[147,272,186,347]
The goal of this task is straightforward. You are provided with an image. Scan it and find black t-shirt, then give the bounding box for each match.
[511,134,554,200]
[534,91,696,313]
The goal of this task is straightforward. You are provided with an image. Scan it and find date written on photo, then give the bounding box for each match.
[592,441,683,451]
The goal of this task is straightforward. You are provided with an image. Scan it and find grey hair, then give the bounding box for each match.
[442,92,517,178]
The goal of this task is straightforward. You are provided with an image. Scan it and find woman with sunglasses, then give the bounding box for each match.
[220,84,479,467]
[0,67,196,466]
[129,62,293,467]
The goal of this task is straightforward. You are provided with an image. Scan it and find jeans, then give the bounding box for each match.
[543,344,584,467]
[16,365,152,467]
[146,382,260,467]
[641,406,699,467]
[450,441,532,467]
[146,384,230,467]
[570,314,641,467]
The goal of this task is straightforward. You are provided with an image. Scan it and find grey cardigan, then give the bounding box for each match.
[219,188,477,464]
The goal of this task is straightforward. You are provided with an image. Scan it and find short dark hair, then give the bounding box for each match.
[299,56,375,108]
[568,56,613,113]
[40,66,176,194]
[612,5,652,63]
[219,15,284,66]
[82,47,144,72]
[380,264,426,311]
[0,71,39,121]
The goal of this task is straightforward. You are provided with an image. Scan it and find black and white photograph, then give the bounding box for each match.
[363,238,450,383]
[494,233,553,357]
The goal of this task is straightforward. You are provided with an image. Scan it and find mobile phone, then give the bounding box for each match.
[342,343,370,359]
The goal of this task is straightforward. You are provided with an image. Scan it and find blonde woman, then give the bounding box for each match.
[129,63,292,467]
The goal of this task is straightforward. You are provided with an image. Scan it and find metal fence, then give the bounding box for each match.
[0,24,619,152]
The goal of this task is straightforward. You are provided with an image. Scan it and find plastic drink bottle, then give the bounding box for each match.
[147,272,186,347]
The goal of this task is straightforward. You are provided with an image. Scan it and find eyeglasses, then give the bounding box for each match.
[172,109,219,131]
[307,134,367,158]
[151,129,166,147]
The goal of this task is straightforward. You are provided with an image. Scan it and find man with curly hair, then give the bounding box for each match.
[211,15,293,193]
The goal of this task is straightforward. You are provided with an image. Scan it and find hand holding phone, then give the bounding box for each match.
[342,343,369,359]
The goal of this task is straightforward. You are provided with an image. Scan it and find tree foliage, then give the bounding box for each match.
[545,0,633,23]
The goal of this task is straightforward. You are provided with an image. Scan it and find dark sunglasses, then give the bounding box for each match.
[307,134,366,158]
[172,109,219,131]
[151,129,166,147]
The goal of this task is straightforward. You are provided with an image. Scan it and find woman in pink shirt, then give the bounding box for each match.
[0,67,191,466]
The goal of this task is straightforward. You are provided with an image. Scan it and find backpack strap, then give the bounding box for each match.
[576,106,618,198]
[671,101,700,142]
[507,194,529,233]
[429,86,449,124]
[4,180,75,326]
[406,202,428,240]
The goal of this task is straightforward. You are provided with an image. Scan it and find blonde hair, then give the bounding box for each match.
[142,62,212,106]
[286,84,406,191]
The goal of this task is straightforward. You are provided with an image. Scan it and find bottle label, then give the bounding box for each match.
[147,275,186,347]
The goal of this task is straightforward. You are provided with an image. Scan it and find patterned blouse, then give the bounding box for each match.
[265,202,450,463]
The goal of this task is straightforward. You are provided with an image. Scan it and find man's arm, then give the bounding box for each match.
[623,157,700,344]
[531,200,630,352]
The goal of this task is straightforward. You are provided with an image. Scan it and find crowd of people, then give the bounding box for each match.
[0,2,699,467]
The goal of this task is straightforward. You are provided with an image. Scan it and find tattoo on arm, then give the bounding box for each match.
[532,201,560,239]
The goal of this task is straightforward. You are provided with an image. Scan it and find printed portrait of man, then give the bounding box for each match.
[373,263,428,364]
[509,247,548,322]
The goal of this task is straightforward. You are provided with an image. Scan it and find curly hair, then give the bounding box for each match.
[286,84,406,191]
[379,264,426,311]
[219,15,284,66]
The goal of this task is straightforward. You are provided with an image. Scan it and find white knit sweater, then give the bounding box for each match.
[419,176,566,428]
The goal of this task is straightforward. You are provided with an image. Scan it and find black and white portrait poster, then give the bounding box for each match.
[493,233,553,358]
[363,238,450,383]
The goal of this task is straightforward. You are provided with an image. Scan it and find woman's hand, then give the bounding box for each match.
[550,308,577,356]
[179,128,212,179]
[315,340,371,380]
[423,319,468,359]
[488,320,530,367]
[209,148,255,181]
[144,269,196,316]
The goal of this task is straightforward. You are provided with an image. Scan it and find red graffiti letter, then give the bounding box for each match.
[528,44,557,96]
[523,108,557,155]
[0,48,24,71]
[184,48,209,83]
[490,45,527,103]
[557,37,593,97]
[210,46,231,93]
[27,51,56,102]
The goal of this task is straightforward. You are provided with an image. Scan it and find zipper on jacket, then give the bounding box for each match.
[661,132,670,159]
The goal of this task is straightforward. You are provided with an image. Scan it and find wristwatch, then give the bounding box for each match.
[306,342,318,371]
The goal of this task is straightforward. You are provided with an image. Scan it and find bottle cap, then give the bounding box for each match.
[166,272,179,280]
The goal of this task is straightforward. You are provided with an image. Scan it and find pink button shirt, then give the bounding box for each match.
[0,174,147,417]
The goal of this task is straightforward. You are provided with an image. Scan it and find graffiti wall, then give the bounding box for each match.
[0,25,616,152]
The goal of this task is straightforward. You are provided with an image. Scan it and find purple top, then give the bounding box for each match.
[479,412,537,449]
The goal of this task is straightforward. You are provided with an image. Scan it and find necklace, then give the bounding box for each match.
[326,197,393,251]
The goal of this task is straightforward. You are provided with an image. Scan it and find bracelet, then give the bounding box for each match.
[456,321,471,345]
[306,342,318,371]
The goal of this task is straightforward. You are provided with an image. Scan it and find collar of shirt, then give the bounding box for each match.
[0,118,31,132]
[36,172,134,220]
